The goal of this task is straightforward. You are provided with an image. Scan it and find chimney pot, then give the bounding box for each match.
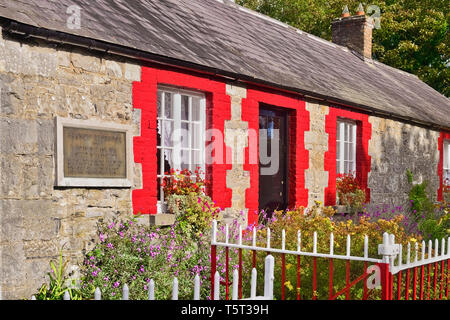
[342,5,351,17]
[356,3,365,15]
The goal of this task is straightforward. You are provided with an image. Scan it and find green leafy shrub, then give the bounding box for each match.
[33,246,82,300]
[78,217,212,300]
[167,192,222,238]
[406,169,434,220]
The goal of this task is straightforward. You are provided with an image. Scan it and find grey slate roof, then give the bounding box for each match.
[0,0,449,129]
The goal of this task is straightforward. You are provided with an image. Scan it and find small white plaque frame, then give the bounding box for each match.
[55,117,134,187]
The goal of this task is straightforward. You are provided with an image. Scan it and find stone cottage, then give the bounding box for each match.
[0,0,449,299]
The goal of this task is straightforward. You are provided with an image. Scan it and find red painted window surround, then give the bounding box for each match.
[241,86,310,227]
[324,106,372,206]
[438,131,450,201]
[132,66,232,215]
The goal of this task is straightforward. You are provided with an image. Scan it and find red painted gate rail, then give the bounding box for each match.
[210,220,450,300]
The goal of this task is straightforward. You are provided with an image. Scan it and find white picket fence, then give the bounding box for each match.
[27,254,274,301]
[385,235,450,275]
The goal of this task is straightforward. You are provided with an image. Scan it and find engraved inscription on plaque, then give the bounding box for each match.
[63,127,127,179]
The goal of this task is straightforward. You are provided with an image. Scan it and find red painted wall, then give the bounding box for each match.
[132,66,231,215]
[438,131,450,201]
[324,106,372,206]
[241,86,310,226]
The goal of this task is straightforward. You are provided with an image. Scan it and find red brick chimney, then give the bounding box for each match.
[331,4,374,59]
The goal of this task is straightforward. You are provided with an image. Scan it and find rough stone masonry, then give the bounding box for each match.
[0,26,142,299]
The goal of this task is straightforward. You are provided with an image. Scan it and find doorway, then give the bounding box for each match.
[258,105,289,214]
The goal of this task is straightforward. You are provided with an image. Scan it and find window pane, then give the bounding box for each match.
[192,97,201,121]
[345,142,349,162]
[164,92,172,119]
[344,123,349,142]
[336,141,340,161]
[191,123,201,149]
[445,170,450,181]
[348,143,354,161]
[337,122,341,142]
[344,161,349,174]
[157,119,162,147]
[444,141,449,169]
[192,150,202,170]
[163,120,173,147]
[163,149,173,173]
[181,122,189,148]
[181,95,189,121]
[157,91,162,118]
[181,149,190,170]
[336,160,341,174]
[259,116,267,130]
[157,148,161,175]
[157,177,162,201]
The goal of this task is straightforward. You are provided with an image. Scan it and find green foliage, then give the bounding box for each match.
[237,0,449,96]
[250,207,423,300]
[418,215,449,240]
[33,246,82,300]
[406,169,450,240]
[406,170,434,220]
[167,192,222,238]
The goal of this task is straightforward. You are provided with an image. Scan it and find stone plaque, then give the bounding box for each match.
[55,117,133,187]
[63,127,127,178]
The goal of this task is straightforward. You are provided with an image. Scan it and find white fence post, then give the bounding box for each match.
[172,278,178,300]
[232,269,239,300]
[193,274,200,300]
[63,291,70,300]
[250,268,257,299]
[122,284,129,300]
[148,279,155,300]
[264,255,274,300]
[94,287,101,300]
[214,271,220,300]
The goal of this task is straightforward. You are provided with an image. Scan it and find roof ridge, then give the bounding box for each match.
[218,0,424,79]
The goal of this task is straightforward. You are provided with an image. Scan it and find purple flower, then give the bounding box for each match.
[107,243,114,249]
[113,281,120,288]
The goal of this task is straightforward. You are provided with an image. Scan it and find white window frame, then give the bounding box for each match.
[336,119,357,175]
[444,139,450,183]
[156,86,206,212]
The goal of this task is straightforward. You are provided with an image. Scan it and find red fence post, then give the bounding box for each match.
[379,262,391,300]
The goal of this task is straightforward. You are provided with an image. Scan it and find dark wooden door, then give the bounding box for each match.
[259,106,289,213]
